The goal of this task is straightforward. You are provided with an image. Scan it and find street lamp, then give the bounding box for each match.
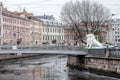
[47,25,49,44]
[46,22,49,44]
[12,31,17,50]
[59,27,60,45]
[111,14,115,44]
[29,15,35,45]
[32,16,35,45]
[13,32,16,44]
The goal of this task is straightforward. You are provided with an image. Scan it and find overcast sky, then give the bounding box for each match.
[0,0,120,20]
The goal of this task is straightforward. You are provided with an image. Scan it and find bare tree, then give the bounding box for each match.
[89,2,110,34]
[61,0,111,43]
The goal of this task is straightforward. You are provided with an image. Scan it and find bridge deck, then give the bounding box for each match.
[0,45,87,55]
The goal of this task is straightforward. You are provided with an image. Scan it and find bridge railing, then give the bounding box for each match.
[106,48,120,58]
[19,45,86,51]
[87,48,120,58]
[0,44,86,52]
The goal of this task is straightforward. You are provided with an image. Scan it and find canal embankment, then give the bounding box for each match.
[67,48,120,78]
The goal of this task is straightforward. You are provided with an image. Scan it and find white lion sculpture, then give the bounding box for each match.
[86,34,103,48]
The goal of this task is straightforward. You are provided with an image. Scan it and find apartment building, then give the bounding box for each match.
[64,23,108,45]
[107,18,120,44]
[64,26,75,45]
[0,2,31,44]
[36,15,64,44]
[28,16,42,44]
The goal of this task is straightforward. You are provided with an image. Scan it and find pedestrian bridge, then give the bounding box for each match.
[0,45,87,55]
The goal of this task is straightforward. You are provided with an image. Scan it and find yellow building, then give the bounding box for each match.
[28,16,42,45]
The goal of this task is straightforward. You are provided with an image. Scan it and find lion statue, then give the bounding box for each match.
[86,34,103,48]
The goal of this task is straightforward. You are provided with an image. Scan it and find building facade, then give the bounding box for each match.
[0,2,31,44]
[107,18,120,44]
[64,26,75,45]
[37,15,64,44]
[28,16,42,44]
[64,23,108,45]
[96,25,108,44]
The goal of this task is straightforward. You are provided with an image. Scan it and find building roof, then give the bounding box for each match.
[36,15,62,27]
[1,2,31,21]
[108,19,120,25]
[2,11,30,21]
[27,16,41,21]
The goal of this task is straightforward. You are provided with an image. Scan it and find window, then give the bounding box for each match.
[43,27,44,32]
[48,35,49,40]
[118,39,120,42]
[50,28,51,33]
[48,27,49,32]
[53,28,54,33]
[55,28,56,33]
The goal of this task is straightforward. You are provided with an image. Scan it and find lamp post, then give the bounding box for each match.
[32,16,35,45]
[12,31,17,50]
[59,27,60,45]
[47,25,49,44]
[13,31,16,44]
[111,14,115,44]
[29,15,35,45]
[46,22,49,44]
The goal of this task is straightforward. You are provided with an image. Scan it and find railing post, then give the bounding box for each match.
[105,48,110,57]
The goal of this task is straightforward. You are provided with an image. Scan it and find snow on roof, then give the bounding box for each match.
[36,15,62,26]
[40,19,62,26]
[109,19,120,25]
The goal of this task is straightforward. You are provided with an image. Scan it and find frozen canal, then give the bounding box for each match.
[0,55,120,80]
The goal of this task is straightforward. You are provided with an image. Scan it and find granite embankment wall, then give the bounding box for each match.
[67,48,120,77]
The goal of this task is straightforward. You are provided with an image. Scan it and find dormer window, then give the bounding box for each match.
[45,21,49,25]
[52,22,53,25]
[49,22,52,25]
